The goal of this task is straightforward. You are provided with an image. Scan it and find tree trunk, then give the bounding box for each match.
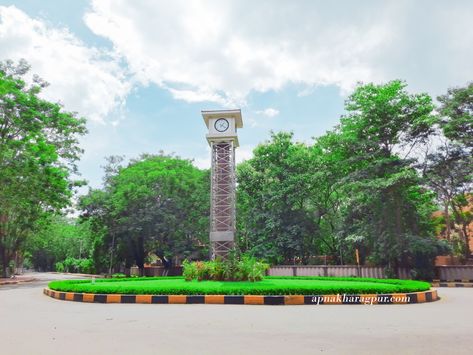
[450,201,471,260]
[1,245,7,278]
[133,236,145,276]
[444,201,451,241]
[0,213,8,278]
[461,223,471,259]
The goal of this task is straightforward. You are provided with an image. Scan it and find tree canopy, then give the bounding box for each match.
[438,82,473,148]
[0,60,86,277]
[79,154,209,273]
[237,80,454,278]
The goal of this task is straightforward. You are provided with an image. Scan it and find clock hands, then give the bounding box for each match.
[214,118,229,132]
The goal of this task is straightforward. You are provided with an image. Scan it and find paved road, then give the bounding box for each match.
[1,273,472,355]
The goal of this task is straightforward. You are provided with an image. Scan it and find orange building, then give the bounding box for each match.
[434,195,473,266]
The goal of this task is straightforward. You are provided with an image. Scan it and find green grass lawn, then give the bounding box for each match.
[48,276,430,295]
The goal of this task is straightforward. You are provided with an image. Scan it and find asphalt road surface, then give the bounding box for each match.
[1,272,472,355]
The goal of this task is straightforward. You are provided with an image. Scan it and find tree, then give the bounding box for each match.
[25,214,96,272]
[438,82,473,148]
[323,80,440,276]
[80,154,209,274]
[423,142,473,258]
[0,59,87,277]
[237,132,317,264]
[431,82,473,260]
[237,81,444,276]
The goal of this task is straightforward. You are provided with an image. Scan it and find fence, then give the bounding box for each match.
[129,266,182,277]
[436,265,473,281]
[268,265,412,279]
[126,264,473,281]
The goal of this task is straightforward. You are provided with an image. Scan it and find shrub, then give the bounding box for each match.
[182,260,198,281]
[55,261,65,272]
[206,260,224,281]
[182,253,270,282]
[63,257,76,272]
[57,257,95,274]
[78,258,94,274]
[240,255,268,282]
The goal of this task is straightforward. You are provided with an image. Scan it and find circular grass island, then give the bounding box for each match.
[45,276,438,305]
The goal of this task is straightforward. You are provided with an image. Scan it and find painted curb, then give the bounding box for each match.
[43,288,438,305]
[0,278,36,285]
[431,282,473,288]
[432,279,473,287]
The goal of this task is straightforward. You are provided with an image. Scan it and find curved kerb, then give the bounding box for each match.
[44,288,438,305]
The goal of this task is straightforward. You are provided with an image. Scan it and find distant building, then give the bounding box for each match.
[434,195,473,265]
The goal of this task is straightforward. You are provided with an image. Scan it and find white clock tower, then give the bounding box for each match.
[202,109,243,259]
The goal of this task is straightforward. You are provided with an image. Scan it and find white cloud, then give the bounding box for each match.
[83,0,393,105]
[192,156,210,170]
[167,87,228,106]
[235,145,254,164]
[0,5,131,123]
[3,0,472,125]
[83,0,473,104]
[256,108,280,118]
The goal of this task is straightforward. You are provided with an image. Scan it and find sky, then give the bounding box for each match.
[1,0,472,190]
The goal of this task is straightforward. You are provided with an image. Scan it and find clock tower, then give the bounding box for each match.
[202,109,243,259]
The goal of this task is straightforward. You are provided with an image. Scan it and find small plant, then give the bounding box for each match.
[182,252,270,282]
[239,255,268,282]
[55,261,65,272]
[207,259,224,281]
[182,259,198,281]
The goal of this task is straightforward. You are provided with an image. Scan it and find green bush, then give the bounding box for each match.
[182,260,198,281]
[78,258,94,274]
[55,261,65,272]
[182,254,269,282]
[239,255,268,281]
[56,257,95,274]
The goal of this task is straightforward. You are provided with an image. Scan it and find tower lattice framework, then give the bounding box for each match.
[210,141,236,258]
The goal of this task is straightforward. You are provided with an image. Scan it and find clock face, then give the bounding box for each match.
[214,118,230,132]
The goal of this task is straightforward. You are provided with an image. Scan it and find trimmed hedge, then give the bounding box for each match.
[48,276,431,296]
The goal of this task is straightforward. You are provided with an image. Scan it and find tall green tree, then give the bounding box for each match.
[80,154,209,274]
[423,142,473,258]
[237,132,317,263]
[430,82,473,259]
[0,60,86,277]
[332,80,443,276]
[237,81,446,276]
[438,82,473,148]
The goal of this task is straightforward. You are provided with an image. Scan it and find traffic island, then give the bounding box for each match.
[44,276,439,305]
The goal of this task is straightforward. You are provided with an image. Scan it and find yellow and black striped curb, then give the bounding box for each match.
[0,277,36,286]
[44,288,438,305]
[432,279,473,288]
